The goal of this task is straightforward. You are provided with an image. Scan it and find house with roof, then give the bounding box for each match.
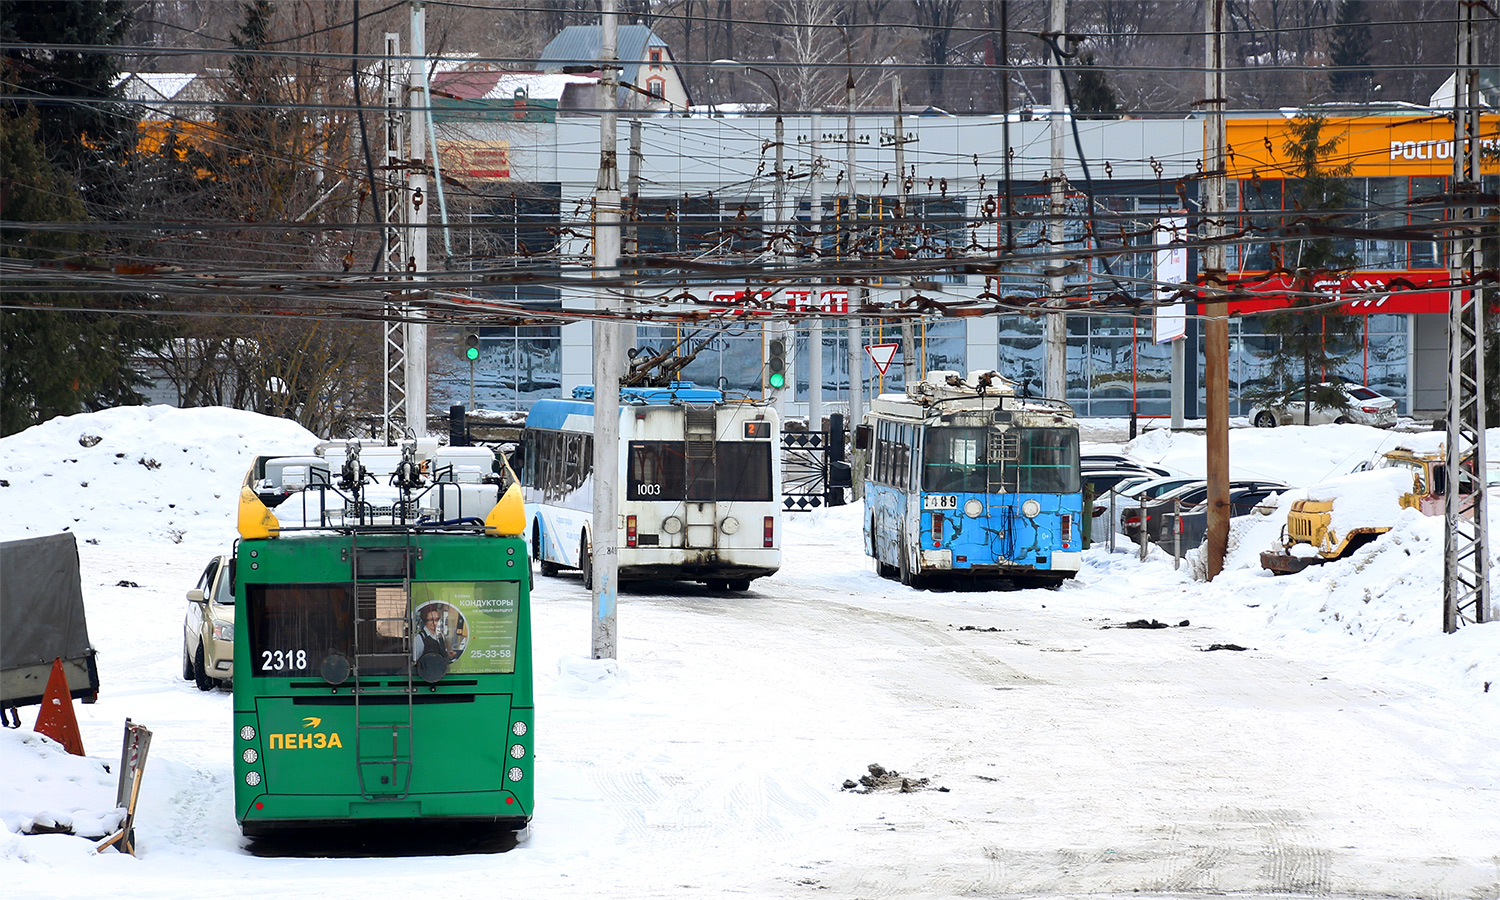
[539,25,690,113]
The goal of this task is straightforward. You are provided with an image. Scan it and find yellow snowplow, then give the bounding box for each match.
[1260,446,1467,575]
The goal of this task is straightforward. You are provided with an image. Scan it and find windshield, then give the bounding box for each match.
[246,580,520,678]
[922,426,1079,494]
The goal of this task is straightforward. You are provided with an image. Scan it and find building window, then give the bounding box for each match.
[648,48,663,69]
[646,77,665,100]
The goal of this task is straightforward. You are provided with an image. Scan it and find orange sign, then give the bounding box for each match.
[437,140,511,181]
[1224,115,1499,179]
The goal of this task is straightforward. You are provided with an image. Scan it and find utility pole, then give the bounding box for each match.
[809,114,824,432]
[591,0,622,659]
[405,0,428,435]
[1203,0,1230,578]
[893,75,916,388]
[770,87,788,418]
[1044,0,1067,401]
[846,71,864,471]
[380,32,407,443]
[1444,0,1489,632]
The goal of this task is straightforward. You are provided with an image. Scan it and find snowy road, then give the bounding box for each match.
[8,507,1499,899]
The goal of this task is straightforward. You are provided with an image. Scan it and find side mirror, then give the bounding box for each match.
[186,588,206,604]
[853,424,872,451]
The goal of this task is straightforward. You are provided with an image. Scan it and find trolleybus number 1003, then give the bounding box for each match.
[261,649,308,671]
[923,495,958,511]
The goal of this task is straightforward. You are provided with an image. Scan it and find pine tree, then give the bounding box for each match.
[1328,0,1374,101]
[0,111,159,434]
[1256,112,1362,425]
[1074,54,1120,119]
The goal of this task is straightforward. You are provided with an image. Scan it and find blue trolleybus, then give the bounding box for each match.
[520,383,781,591]
[859,370,1083,588]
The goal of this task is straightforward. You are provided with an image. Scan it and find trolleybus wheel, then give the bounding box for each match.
[535,526,560,577]
[580,534,594,590]
[728,579,751,591]
[193,644,214,691]
[898,539,924,589]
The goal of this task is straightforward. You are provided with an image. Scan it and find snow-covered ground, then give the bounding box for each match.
[3,407,1499,898]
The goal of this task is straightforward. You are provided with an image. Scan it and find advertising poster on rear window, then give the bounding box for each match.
[409,582,519,674]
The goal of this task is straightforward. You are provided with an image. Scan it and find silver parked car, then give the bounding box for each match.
[183,554,235,690]
[1247,383,1397,428]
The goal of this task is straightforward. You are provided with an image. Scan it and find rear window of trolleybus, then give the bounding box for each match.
[626,441,773,502]
[245,581,521,678]
[922,427,1079,495]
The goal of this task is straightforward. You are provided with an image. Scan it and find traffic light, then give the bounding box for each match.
[767,338,786,390]
[463,333,480,361]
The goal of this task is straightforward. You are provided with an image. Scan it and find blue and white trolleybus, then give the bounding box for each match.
[859,370,1083,588]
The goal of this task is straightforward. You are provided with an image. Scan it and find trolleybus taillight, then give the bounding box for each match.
[763,516,774,547]
[1061,514,1072,546]
[626,515,638,547]
[932,512,945,547]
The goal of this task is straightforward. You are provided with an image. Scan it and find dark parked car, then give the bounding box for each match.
[1123,479,1288,547]
[1157,485,1288,552]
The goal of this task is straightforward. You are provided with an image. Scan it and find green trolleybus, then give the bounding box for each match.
[231,439,533,837]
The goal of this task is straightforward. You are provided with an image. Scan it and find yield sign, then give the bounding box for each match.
[864,342,900,376]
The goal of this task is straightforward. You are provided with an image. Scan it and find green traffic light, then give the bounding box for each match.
[466,346,480,361]
[768,372,785,389]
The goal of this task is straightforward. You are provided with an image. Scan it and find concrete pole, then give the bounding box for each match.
[809,114,823,431]
[591,0,622,659]
[405,1,428,434]
[894,76,916,389]
[1044,0,1067,402]
[772,110,788,418]
[1203,0,1231,578]
[846,77,863,448]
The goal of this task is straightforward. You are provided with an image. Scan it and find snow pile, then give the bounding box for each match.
[0,406,318,548]
[0,730,123,842]
[1125,423,1415,487]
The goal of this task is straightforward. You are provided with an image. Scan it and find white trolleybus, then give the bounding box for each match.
[859,370,1083,588]
[520,382,781,591]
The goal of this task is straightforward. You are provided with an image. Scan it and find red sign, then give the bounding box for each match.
[1217,271,1458,316]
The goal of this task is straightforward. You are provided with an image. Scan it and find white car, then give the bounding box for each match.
[1248,383,1397,428]
[183,554,235,690]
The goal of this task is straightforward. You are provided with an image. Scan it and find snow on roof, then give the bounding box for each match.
[432,70,597,102]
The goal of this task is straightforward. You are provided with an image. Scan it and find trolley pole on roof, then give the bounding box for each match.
[590,0,622,659]
[1443,0,1489,632]
[1202,0,1231,578]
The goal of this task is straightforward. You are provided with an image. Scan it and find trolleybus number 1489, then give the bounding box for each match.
[923,495,958,511]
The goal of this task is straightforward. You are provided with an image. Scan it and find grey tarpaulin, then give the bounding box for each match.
[1,532,100,707]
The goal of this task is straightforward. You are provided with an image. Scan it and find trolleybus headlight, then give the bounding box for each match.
[1022,499,1042,519]
[243,748,259,764]
[510,743,526,759]
[511,721,528,737]
[320,652,351,686]
[964,498,983,518]
[240,725,256,741]
[507,767,524,782]
[720,515,740,535]
[245,771,262,787]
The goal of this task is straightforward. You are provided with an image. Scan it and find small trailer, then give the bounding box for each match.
[1,532,100,715]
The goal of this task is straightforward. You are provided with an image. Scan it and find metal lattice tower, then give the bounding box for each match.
[381,32,409,442]
[1442,0,1489,634]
